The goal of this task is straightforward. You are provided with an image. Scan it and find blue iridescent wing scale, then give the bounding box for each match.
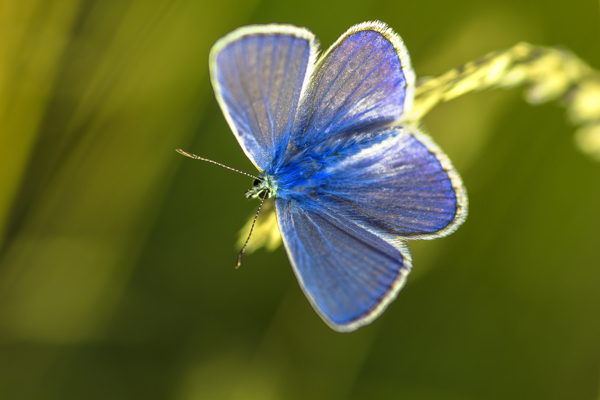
[210,25,319,171]
[292,21,415,148]
[275,126,466,331]
[276,197,412,332]
[314,126,468,239]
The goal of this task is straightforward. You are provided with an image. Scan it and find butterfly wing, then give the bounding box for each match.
[275,125,466,330]
[210,25,319,171]
[292,21,415,147]
[276,196,412,332]
[316,125,468,239]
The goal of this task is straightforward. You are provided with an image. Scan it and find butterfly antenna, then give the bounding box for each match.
[176,149,259,180]
[236,191,268,269]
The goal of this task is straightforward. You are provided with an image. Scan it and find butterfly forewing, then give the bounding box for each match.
[210,25,319,171]
[276,197,412,332]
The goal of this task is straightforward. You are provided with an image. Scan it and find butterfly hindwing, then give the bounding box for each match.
[315,126,468,239]
[210,25,319,171]
[292,21,415,148]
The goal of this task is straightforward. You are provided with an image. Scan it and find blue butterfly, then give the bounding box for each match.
[189,21,467,332]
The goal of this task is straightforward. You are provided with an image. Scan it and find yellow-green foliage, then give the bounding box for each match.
[1,1,599,399]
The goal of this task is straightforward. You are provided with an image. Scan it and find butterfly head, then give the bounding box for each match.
[244,174,276,200]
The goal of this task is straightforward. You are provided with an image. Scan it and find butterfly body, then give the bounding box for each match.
[204,21,467,332]
[249,126,387,200]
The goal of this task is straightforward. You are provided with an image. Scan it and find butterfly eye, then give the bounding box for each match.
[252,178,261,187]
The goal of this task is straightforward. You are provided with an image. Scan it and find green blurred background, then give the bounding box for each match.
[1,1,599,399]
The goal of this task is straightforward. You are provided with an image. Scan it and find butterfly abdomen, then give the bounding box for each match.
[270,129,400,199]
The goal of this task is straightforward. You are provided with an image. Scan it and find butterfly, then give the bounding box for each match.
[181,21,467,332]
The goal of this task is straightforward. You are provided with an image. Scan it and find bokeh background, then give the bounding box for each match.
[1,1,599,399]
